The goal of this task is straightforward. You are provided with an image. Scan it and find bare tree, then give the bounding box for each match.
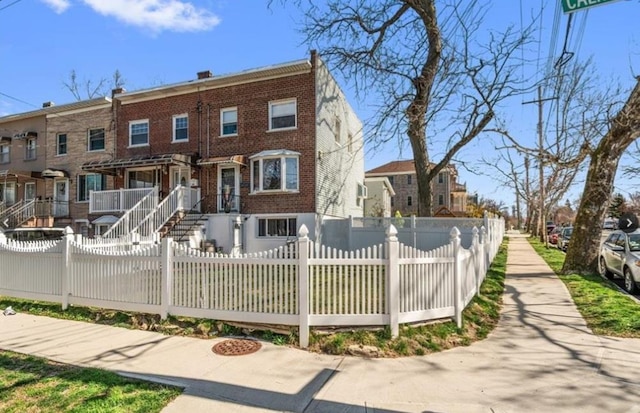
[275,0,534,216]
[563,78,640,274]
[63,69,126,101]
[482,59,606,238]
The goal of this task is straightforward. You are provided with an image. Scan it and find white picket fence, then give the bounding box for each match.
[0,221,504,348]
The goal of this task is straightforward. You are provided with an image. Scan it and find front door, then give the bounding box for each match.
[218,166,238,213]
[53,179,69,216]
[170,166,191,188]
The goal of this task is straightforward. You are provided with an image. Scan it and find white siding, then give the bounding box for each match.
[314,58,364,220]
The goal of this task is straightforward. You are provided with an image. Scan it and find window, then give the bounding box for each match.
[0,145,9,163]
[25,138,36,160]
[388,176,394,185]
[88,128,105,151]
[390,197,395,207]
[77,173,106,202]
[251,151,299,192]
[438,194,444,205]
[0,182,16,205]
[128,169,158,189]
[334,117,341,143]
[221,107,238,136]
[173,114,188,142]
[407,175,412,185]
[56,134,67,155]
[269,99,296,130]
[130,120,149,146]
[24,182,36,201]
[258,217,297,237]
[438,172,445,183]
[407,196,412,206]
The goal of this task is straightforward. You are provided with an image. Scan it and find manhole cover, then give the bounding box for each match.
[212,339,262,356]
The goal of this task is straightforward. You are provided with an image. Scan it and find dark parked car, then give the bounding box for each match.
[557,227,572,252]
[546,221,556,234]
[598,230,640,294]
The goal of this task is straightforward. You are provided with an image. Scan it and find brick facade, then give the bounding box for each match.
[113,60,319,215]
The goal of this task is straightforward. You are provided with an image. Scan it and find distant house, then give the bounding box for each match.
[363,176,395,217]
[365,160,468,216]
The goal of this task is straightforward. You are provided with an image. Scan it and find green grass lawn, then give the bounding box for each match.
[0,350,181,413]
[528,237,640,337]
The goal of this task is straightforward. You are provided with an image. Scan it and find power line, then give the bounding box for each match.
[0,0,22,12]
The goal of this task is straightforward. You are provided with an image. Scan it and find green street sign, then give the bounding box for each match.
[562,0,619,13]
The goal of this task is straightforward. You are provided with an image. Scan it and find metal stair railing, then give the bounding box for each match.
[0,199,24,227]
[172,196,209,242]
[100,187,159,238]
[3,199,36,228]
[132,185,190,237]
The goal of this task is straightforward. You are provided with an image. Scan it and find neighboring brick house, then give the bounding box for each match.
[0,99,117,232]
[80,51,364,252]
[44,97,115,235]
[365,160,468,216]
[0,108,47,212]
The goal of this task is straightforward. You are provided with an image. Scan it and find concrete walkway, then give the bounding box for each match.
[1,232,639,412]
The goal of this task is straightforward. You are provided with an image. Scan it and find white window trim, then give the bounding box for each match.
[25,138,37,160]
[250,153,300,194]
[87,128,106,152]
[129,119,150,148]
[172,114,189,142]
[256,216,298,238]
[24,182,36,201]
[0,145,9,164]
[268,98,297,132]
[220,107,238,137]
[56,133,67,156]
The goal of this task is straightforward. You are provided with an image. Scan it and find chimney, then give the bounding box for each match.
[111,87,125,98]
[197,70,213,80]
[42,101,55,108]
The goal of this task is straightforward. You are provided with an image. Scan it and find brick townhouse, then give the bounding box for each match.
[79,51,365,252]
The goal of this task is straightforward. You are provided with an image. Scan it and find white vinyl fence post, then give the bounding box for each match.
[451,227,462,328]
[471,227,480,296]
[386,224,399,338]
[61,226,74,311]
[297,224,310,348]
[161,237,173,320]
[479,226,487,284]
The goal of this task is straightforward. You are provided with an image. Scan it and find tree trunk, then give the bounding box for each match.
[562,78,640,274]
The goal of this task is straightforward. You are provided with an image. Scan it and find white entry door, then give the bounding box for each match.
[53,179,69,216]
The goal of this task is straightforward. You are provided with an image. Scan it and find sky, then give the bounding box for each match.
[1,0,639,214]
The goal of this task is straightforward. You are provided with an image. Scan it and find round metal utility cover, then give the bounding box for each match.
[212,339,262,356]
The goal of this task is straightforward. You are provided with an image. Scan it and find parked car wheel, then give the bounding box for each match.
[599,257,615,280]
[623,267,638,294]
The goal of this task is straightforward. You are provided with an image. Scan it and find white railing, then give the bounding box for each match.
[0,221,504,349]
[100,188,159,238]
[133,185,201,237]
[89,187,155,213]
[3,199,36,227]
[0,199,24,226]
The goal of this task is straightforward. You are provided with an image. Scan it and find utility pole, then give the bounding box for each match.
[523,85,557,245]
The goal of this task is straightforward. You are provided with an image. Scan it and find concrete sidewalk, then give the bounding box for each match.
[1,232,639,412]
